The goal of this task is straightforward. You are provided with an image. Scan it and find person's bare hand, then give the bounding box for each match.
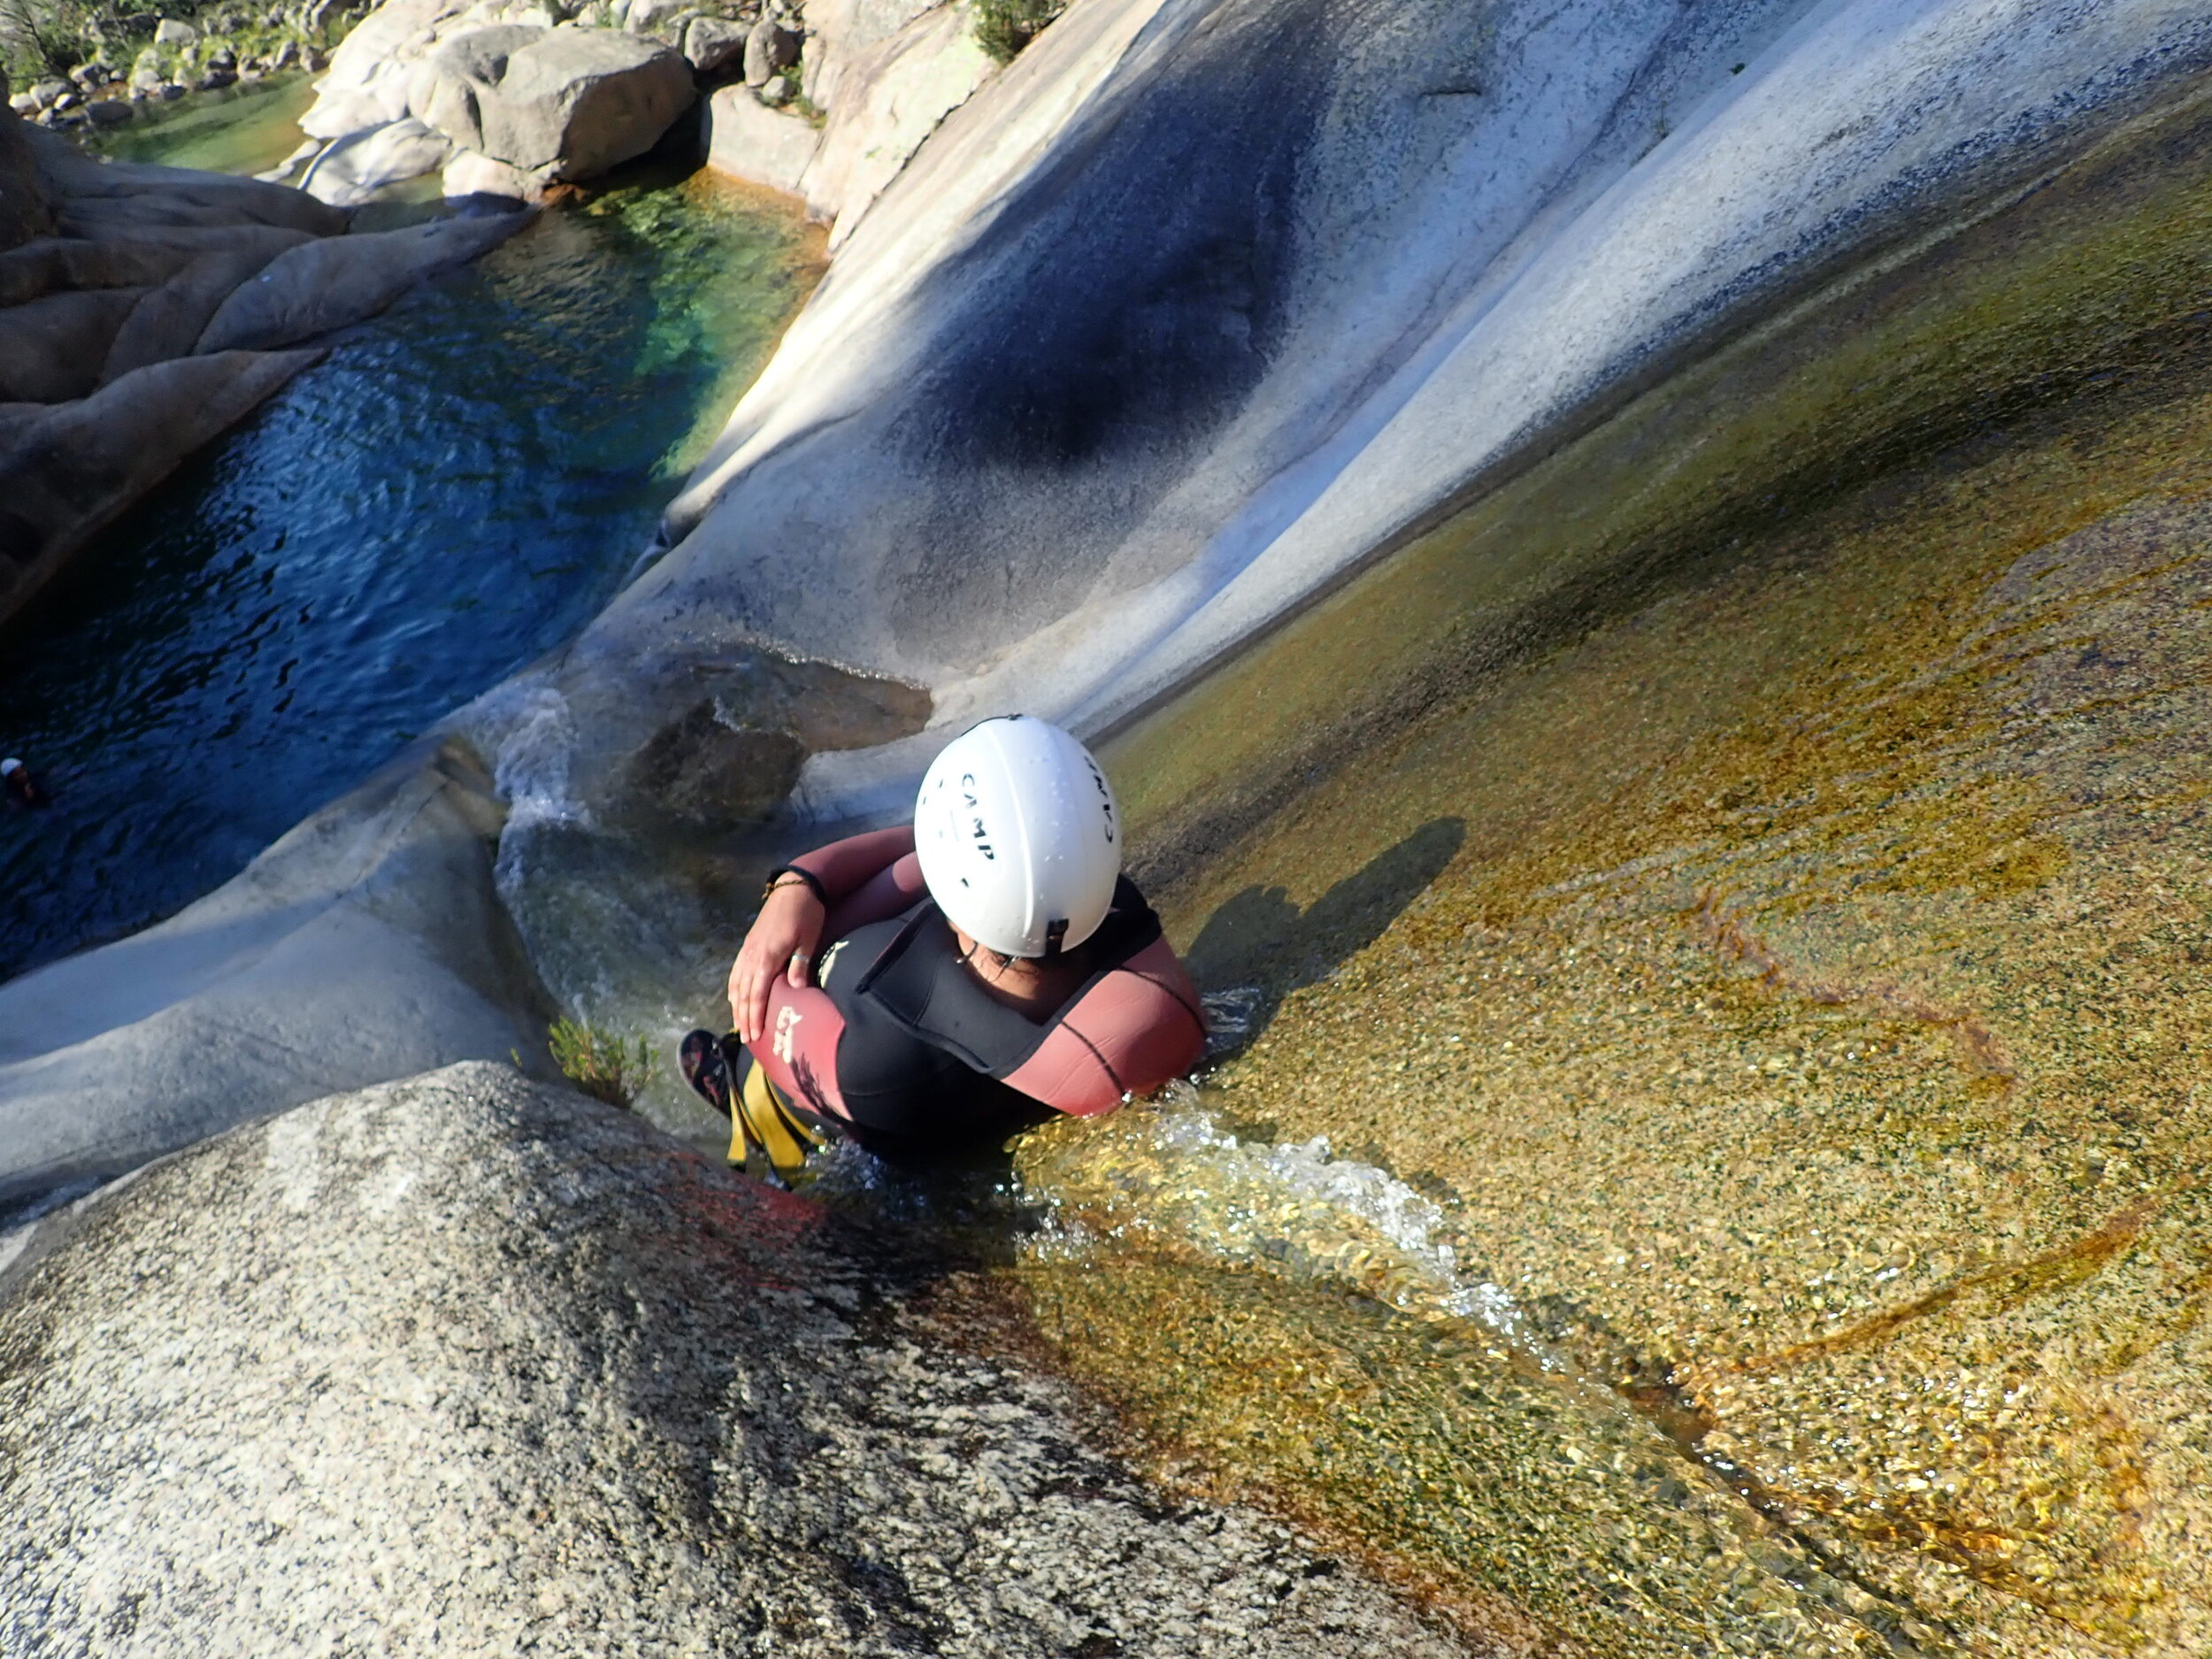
[729,880,826,1045]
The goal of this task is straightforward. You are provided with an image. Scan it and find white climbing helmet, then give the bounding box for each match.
[913,716,1120,958]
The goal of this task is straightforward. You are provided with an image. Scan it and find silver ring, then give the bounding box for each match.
[790,950,811,964]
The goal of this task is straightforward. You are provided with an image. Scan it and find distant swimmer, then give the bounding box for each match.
[681,716,1207,1183]
[1,757,47,808]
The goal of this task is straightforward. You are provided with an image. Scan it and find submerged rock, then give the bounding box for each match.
[0,1062,1478,1659]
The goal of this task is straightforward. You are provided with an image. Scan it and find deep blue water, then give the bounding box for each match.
[0,179,814,981]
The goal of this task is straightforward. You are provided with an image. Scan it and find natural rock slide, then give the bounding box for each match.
[8,0,2212,1651]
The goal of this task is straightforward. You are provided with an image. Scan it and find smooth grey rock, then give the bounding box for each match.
[34,132,349,237]
[0,287,144,402]
[685,12,748,70]
[0,1062,1479,1659]
[84,98,134,126]
[411,26,696,178]
[195,211,530,353]
[742,15,800,84]
[153,16,197,44]
[797,0,937,110]
[0,236,197,305]
[0,745,554,1210]
[99,244,290,382]
[296,115,455,204]
[442,146,544,200]
[0,348,322,627]
[797,0,989,240]
[703,81,818,195]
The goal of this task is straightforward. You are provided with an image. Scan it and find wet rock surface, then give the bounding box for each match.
[0,1063,1477,1658]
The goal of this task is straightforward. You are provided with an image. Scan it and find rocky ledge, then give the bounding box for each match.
[0,1062,1478,1658]
[0,73,528,627]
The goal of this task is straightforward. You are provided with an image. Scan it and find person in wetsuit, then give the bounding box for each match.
[682,716,1207,1179]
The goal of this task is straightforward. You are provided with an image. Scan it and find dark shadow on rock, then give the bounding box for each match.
[1181,817,1465,1055]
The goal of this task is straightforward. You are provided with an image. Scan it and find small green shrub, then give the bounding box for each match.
[973,0,1064,64]
[548,1018,652,1111]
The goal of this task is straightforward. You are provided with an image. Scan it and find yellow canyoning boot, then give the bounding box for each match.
[733,1050,824,1186]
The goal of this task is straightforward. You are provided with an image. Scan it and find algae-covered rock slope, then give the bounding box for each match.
[0,1062,1477,1659]
[585,0,2212,808]
[1004,74,2212,1659]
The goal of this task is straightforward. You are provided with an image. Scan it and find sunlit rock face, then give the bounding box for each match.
[0,1063,1478,1659]
[580,0,2212,820]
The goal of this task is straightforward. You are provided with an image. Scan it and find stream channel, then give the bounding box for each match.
[0,89,822,983]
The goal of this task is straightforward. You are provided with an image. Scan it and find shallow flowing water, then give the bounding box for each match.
[0,122,821,982]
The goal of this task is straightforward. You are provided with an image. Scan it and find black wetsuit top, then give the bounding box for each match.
[813,878,1166,1158]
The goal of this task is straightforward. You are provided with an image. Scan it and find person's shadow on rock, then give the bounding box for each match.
[1180,817,1466,1057]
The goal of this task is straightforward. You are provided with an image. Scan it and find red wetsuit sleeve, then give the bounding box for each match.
[821,853,927,944]
[786,826,917,905]
[1003,937,1209,1116]
[751,976,851,1125]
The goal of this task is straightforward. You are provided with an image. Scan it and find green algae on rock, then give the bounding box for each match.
[1006,72,2212,1659]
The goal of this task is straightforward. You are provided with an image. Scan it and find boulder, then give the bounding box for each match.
[703,81,818,196]
[0,744,551,1210]
[152,16,196,44]
[0,1063,1474,1659]
[403,22,548,151]
[296,116,455,204]
[83,99,133,127]
[195,211,530,354]
[795,0,936,110]
[411,27,696,180]
[0,287,145,403]
[684,13,748,71]
[620,0,691,35]
[0,349,322,625]
[742,15,800,85]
